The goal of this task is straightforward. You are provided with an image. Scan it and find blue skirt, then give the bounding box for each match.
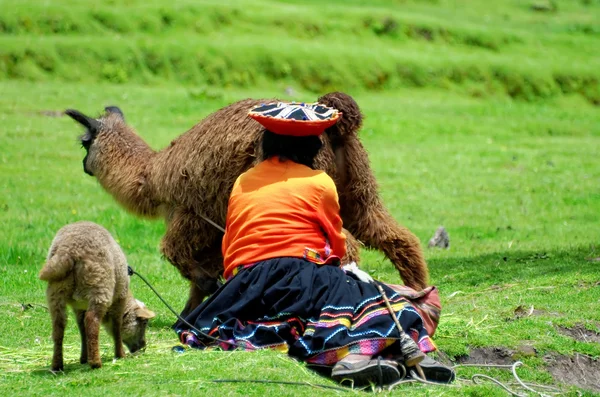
[174,257,435,365]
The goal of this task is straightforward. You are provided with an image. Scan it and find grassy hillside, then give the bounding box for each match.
[1,0,599,396]
[1,0,599,101]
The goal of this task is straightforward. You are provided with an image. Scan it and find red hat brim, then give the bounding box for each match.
[248,102,341,137]
[248,113,341,136]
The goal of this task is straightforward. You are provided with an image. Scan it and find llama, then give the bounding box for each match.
[40,221,155,370]
[65,92,428,316]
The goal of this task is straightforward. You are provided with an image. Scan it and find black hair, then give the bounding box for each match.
[261,130,323,169]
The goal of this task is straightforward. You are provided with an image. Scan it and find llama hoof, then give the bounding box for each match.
[51,364,64,372]
[89,361,102,369]
[115,344,127,359]
[80,357,88,364]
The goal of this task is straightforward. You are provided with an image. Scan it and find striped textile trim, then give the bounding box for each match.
[305,338,396,365]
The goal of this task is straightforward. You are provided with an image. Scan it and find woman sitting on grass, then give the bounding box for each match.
[174,102,453,387]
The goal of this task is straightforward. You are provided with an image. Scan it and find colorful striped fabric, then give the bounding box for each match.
[175,258,438,367]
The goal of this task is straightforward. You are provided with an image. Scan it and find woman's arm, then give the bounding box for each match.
[316,177,347,261]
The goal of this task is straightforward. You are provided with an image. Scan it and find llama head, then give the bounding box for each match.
[65,106,126,176]
[317,92,363,142]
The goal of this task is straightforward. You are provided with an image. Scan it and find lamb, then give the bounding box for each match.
[65,92,429,316]
[39,221,155,371]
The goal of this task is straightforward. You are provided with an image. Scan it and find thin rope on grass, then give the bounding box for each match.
[129,266,244,349]
[471,373,526,396]
[453,363,516,369]
[458,361,562,397]
[387,361,563,396]
[129,267,565,395]
[510,362,561,397]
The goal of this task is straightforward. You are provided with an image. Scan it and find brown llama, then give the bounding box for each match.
[65,92,428,317]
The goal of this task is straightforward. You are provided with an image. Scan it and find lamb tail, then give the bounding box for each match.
[39,251,74,282]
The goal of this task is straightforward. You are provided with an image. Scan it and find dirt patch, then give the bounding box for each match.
[576,280,600,289]
[455,345,538,364]
[457,348,600,392]
[557,323,600,343]
[545,353,600,392]
[455,346,515,365]
[508,305,561,321]
[530,308,561,316]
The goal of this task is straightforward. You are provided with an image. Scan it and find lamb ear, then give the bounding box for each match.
[136,306,156,320]
[135,299,147,308]
[105,106,125,121]
[65,109,101,132]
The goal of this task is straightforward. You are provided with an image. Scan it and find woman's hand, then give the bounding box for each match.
[342,262,374,283]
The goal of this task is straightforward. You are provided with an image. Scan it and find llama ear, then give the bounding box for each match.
[105,106,125,121]
[65,109,101,133]
[136,307,156,320]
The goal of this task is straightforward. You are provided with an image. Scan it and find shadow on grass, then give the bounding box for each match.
[30,362,88,378]
[427,244,598,288]
[149,316,179,329]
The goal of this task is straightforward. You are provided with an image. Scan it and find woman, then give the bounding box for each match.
[175,102,451,387]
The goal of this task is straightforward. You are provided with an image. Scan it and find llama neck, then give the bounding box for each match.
[91,126,160,218]
[335,137,387,224]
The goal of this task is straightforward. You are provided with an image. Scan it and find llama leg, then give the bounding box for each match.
[378,223,429,289]
[85,306,106,369]
[334,138,429,289]
[48,291,67,372]
[341,228,361,265]
[74,309,88,364]
[349,209,429,289]
[180,282,205,319]
[161,212,223,318]
[179,251,223,319]
[111,301,126,359]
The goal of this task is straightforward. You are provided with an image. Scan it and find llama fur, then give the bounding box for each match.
[65,92,429,316]
[39,221,155,371]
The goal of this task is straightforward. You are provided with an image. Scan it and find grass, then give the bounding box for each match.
[1,0,600,395]
[0,0,599,101]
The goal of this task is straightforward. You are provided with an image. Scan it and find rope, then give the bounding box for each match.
[198,213,225,233]
[510,362,559,397]
[376,356,384,387]
[128,266,243,348]
[129,268,564,396]
[129,266,352,393]
[459,361,562,396]
[385,361,564,395]
[373,281,426,379]
[471,373,525,396]
[374,283,404,335]
[454,363,516,368]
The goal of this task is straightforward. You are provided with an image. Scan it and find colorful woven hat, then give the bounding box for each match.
[248,102,341,136]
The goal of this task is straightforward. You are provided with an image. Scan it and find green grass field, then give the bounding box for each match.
[1,0,599,395]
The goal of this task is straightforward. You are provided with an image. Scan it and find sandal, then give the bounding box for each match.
[331,357,401,387]
[409,355,455,383]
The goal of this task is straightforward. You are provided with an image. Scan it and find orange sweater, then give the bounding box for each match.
[222,157,347,279]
